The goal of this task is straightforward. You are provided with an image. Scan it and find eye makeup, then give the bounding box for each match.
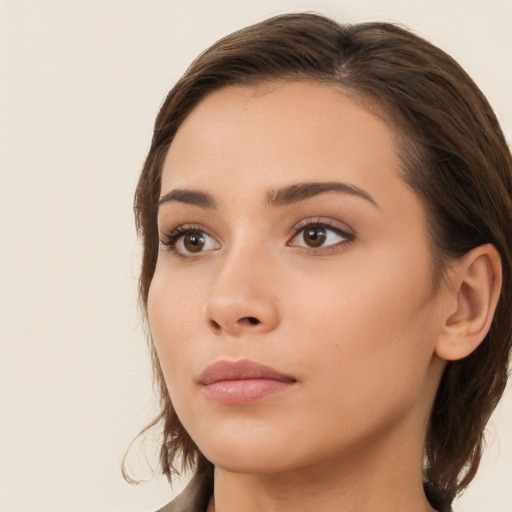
[158,214,355,260]
[159,223,220,258]
[287,217,355,254]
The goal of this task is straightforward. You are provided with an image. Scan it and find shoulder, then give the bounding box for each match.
[155,472,213,512]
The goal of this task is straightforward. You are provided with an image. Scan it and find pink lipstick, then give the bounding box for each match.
[199,359,297,405]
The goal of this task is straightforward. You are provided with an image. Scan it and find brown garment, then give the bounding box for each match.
[156,472,213,512]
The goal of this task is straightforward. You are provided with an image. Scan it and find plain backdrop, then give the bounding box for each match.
[1,1,511,511]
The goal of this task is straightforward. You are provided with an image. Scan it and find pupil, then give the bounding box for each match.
[304,227,326,247]
[184,233,205,252]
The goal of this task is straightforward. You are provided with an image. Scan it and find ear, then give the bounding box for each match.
[435,244,502,361]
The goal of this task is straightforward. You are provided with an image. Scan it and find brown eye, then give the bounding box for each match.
[160,227,220,256]
[289,221,351,252]
[183,232,206,253]
[303,226,327,247]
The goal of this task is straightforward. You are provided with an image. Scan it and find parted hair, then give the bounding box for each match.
[128,12,512,510]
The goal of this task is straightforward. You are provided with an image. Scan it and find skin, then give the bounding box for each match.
[148,81,456,511]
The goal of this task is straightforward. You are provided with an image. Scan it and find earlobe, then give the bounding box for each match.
[435,244,502,361]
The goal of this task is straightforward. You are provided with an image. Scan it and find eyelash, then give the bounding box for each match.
[159,224,216,258]
[288,218,354,253]
[159,219,354,258]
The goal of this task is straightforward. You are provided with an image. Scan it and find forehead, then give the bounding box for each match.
[163,82,400,188]
[162,82,402,193]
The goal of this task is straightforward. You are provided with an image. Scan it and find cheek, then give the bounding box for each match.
[147,268,201,393]
[285,248,438,410]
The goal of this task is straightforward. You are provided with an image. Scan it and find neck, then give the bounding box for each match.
[211,418,438,512]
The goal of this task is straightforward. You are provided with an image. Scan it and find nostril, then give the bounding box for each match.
[244,316,260,325]
[209,319,222,330]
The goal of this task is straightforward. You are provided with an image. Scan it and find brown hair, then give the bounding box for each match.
[129,12,512,510]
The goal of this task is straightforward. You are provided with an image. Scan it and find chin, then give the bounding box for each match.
[190,424,302,475]
[206,449,297,475]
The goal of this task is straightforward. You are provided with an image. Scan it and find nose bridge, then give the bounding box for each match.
[204,235,280,335]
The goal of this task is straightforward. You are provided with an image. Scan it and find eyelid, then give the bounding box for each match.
[158,217,353,258]
[290,217,354,237]
[287,217,354,251]
[159,223,220,258]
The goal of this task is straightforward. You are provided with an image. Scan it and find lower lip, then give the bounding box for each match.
[202,378,294,405]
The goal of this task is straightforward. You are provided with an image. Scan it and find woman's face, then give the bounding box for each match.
[148,82,447,475]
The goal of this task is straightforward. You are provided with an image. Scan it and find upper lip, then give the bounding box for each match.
[199,359,296,385]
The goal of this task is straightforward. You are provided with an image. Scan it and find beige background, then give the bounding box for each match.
[1,0,511,511]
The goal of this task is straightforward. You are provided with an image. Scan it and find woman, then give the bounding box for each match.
[129,13,512,512]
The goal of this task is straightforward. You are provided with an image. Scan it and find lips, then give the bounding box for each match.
[199,359,297,405]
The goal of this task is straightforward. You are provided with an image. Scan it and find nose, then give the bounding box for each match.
[204,248,280,336]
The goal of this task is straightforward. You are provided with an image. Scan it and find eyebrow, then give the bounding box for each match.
[265,182,378,208]
[158,189,216,209]
[158,181,378,210]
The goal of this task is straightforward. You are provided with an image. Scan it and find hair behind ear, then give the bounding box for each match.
[425,246,508,506]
